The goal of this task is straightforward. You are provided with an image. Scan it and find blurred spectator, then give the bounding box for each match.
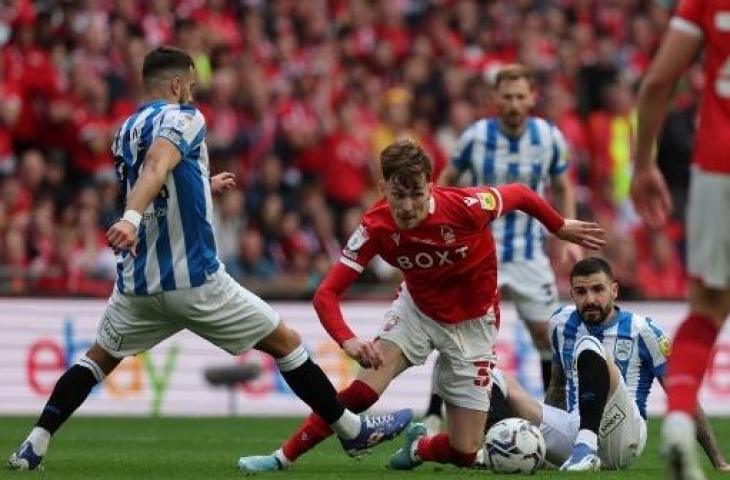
[227,228,278,285]
[0,0,693,299]
[637,230,687,299]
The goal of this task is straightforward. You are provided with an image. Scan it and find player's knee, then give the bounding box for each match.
[85,343,121,377]
[574,335,604,357]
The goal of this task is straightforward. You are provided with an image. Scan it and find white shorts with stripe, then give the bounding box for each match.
[96,269,280,358]
[376,285,498,412]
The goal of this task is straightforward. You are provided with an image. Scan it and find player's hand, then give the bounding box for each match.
[713,459,730,472]
[211,172,237,195]
[555,219,605,251]
[342,337,383,370]
[630,165,672,229]
[106,220,139,257]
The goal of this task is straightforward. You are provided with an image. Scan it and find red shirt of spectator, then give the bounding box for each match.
[322,101,372,207]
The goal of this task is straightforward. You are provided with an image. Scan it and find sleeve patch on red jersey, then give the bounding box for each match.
[477,192,496,210]
[343,224,369,260]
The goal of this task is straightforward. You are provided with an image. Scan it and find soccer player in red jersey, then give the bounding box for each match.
[631,1,730,478]
[238,139,604,472]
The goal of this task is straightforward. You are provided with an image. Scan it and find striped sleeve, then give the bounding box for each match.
[451,123,477,172]
[549,124,569,176]
[156,107,206,157]
[638,317,671,378]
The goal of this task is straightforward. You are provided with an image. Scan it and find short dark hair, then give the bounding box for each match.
[380,139,432,189]
[494,64,534,89]
[570,257,614,282]
[142,46,194,83]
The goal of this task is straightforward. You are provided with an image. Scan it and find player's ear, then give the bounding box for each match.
[170,74,181,98]
[378,179,386,196]
[610,281,618,300]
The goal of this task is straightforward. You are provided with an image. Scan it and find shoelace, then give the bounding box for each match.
[364,414,396,429]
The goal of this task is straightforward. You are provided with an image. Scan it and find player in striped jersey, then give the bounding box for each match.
[532,257,726,471]
[425,64,580,433]
[7,47,412,472]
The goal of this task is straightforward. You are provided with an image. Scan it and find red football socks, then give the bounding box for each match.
[666,313,720,415]
[282,380,378,461]
[416,433,477,467]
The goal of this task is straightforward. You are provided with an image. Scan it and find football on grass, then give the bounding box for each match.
[484,418,545,474]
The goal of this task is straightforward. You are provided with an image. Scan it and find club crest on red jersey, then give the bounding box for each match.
[440,224,456,244]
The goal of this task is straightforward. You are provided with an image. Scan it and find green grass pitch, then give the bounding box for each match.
[0,417,728,479]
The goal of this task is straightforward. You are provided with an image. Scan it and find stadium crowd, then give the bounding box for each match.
[0,0,694,299]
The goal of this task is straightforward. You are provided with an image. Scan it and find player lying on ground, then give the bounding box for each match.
[6,46,411,472]
[488,257,727,472]
[237,138,604,472]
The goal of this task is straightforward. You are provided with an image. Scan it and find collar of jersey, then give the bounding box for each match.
[582,305,622,334]
[137,99,169,111]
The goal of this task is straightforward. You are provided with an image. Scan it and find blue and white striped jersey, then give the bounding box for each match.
[549,305,671,419]
[111,100,221,295]
[451,117,568,263]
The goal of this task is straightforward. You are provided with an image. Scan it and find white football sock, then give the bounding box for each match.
[27,427,50,456]
[273,448,290,468]
[330,410,361,439]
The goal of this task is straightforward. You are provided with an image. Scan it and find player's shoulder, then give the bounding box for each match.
[529,116,563,139]
[163,104,205,126]
[549,305,577,327]
[360,197,395,233]
[433,186,494,212]
[626,309,667,337]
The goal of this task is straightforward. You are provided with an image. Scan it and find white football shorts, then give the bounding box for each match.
[687,166,730,289]
[498,255,559,323]
[97,269,280,358]
[377,285,498,412]
[539,378,647,469]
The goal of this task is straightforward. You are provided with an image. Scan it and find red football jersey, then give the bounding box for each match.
[674,0,730,173]
[341,186,505,324]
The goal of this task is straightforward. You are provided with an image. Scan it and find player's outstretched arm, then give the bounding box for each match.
[106,138,182,256]
[313,262,383,370]
[496,183,604,250]
[632,26,702,229]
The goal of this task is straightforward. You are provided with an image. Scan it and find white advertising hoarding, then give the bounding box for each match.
[1,299,729,416]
